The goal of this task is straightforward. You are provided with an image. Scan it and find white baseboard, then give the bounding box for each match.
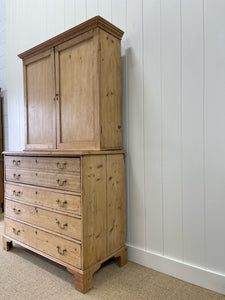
[127,243,225,295]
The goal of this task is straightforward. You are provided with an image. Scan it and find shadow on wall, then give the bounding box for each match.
[0,89,8,151]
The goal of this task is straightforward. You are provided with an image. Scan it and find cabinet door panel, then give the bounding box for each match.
[55,31,100,150]
[24,49,56,149]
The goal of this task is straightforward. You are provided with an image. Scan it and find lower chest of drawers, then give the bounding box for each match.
[4,154,83,268]
[3,152,126,281]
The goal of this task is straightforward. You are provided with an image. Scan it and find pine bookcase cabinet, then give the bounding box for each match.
[2,16,127,293]
[3,151,127,293]
[20,16,124,151]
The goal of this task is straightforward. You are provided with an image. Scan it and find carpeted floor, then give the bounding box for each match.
[0,214,224,300]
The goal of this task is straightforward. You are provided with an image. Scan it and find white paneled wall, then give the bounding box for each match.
[0,0,8,150]
[4,0,225,294]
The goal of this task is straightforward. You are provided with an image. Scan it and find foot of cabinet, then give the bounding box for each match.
[3,236,13,251]
[67,246,127,293]
[67,263,101,293]
[115,246,127,267]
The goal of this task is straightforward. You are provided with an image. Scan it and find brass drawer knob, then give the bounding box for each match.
[12,228,20,235]
[56,199,67,208]
[13,174,21,180]
[13,208,21,215]
[13,190,22,197]
[56,179,67,186]
[13,160,21,166]
[56,162,67,169]
[56,246,66,256]
[56,219,68,230]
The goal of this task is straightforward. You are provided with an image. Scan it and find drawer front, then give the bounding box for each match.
[5,183,81,215]
[5,168,81,193]
[5,200,81,240]
[5,156,80,173]
[5,218,81,268]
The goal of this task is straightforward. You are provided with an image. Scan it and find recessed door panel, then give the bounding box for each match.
[55,32,100,150]
[24,49,56,149]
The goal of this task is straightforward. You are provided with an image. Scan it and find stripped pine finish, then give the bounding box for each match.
[3,151,126,293]
[3,15,127,294]
[20,17,124,151]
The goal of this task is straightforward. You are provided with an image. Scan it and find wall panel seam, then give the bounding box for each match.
[160,0,165,256]
[180,0,184,263]
[142,0,148,251]
[202,0,207,270]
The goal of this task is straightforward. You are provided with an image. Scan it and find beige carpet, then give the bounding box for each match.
[0,214,224,300]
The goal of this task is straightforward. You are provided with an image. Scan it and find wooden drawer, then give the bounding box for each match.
[5,218,81,268]
[5,168,81,193]
[5,183,81,215]
[5,156,80,173]
[5,200,81,240]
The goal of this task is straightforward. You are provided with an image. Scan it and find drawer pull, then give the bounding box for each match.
[13,174,21,180]
[56,219,68,229]
[56,162,67,169]
[13,160,21,166]
[56,179,67,186]
[13,208,21,215]
[13,190,22,197]
[56,199,67,208]
[56,246,66,256]
[12,228,20,235]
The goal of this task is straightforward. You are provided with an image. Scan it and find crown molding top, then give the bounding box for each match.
[18,16,124,60]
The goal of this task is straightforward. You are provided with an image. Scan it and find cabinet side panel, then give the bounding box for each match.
[107,154,126,254]
[0,159,3,212]
[100,30,122,149]
[82,155,107,269]
[0,97,3,212]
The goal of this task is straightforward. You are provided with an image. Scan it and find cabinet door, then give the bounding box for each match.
[23,49,56,149]
[55,31,100,150]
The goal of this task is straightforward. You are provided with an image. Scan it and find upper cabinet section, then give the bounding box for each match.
[19,16,124,151]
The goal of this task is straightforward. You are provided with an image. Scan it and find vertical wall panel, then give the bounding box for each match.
[75,0,87,24]
[181,0,205,267]
[0,0,9,153]
[46,0,64,38]
[13,0,20,150]
[16,0,25,151]
[143,0,163,254]
[98,0,111,21]
[112,0,126,31]
[161,0,183,259]
[204,0,225,273]
[19,0,47,51]
[64,0,76,30]
[126,0,145,247]
[6,0,16,150]
[86,0,98,19]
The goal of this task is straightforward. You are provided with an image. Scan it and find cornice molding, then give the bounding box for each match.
[18,16,124,59]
